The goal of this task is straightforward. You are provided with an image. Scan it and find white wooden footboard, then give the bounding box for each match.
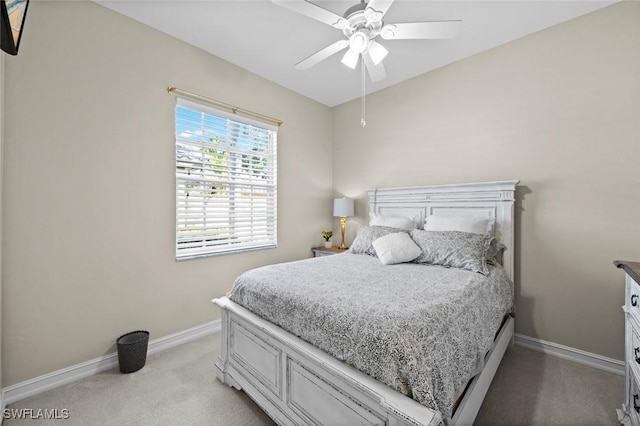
[213,296,514,426]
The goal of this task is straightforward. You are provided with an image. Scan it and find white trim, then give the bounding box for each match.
[3,320,221,405]
[514,333,624,376]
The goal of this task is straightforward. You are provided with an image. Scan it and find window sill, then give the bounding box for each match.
[176,244,277,261]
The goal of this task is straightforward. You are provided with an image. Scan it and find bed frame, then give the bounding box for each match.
[213,180,519,426]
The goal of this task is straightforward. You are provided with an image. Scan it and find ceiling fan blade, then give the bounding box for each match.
[364,0,395,22]
[295,40,349,70]
[380,21,462,40]
[272,0,350,29]
[363,51,386,82]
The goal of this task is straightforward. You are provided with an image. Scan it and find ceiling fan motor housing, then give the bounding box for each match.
[342,2,383,39]
[343,2,367,18]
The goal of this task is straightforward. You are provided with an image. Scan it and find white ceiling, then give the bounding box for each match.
[97,0,615,107]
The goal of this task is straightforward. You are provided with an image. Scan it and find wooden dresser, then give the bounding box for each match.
[616,260,640,425]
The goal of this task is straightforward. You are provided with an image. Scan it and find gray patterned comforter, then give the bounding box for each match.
[228,253,513,419]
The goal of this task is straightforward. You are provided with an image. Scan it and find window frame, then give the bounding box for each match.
[174,98,278,260]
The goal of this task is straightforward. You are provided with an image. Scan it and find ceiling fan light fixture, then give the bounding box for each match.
[368,41,388,65]
[349,30,369,54]
[341,49,359,69]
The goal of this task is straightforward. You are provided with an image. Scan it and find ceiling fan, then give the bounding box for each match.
[272,0,462,82]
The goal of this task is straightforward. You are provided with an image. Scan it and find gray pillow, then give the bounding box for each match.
[485,236,506,265]
[410,230,488,274]
[349,226,409,257]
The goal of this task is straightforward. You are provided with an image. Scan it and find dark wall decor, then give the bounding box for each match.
[1,0,29,55]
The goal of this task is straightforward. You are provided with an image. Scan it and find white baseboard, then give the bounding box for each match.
[3,325,621,408]
[514,333,624,376]
[3,320,221,406]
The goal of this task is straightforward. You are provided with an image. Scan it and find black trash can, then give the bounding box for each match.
[116,330,149,374]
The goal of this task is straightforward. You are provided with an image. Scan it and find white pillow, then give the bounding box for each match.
[372,233,422,265]
[424,214,493,235]
[370,213,419,231]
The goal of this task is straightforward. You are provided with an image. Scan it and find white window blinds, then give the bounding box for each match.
[175,98,278,259]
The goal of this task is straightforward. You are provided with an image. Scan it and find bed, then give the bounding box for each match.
[213,180,519,426]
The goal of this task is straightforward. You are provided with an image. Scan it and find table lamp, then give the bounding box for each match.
[333,198,354,250]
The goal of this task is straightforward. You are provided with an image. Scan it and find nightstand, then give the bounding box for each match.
[311,246,347,257]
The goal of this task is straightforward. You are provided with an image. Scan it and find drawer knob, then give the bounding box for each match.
[632,295,639,307]
[635,394,640,413]
[635,348,640,364]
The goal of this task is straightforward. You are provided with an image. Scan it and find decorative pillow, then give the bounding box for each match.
[410,230,488,274]
[372,233,422,265]
[349,226,409,257]
[424,214,493,235]
[370,213,420,231]
[485,236,507,265]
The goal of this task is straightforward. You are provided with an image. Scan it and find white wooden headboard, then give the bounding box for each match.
[367,180,519,281]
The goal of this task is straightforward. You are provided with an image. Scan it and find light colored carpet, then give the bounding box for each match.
[5,334,622,425]
[474,344,622,426]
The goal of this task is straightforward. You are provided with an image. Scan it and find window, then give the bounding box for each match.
[175,98,277,259]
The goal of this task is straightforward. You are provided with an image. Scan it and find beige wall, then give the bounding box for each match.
[2,1,333,385]
[333,1,640,361]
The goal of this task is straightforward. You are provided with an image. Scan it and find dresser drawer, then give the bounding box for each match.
[629,373,640,425]
[628,275,640,321]
[315,251,335,257]
[632,327,640,368]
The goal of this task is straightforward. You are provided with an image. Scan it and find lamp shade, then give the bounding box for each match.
[368,41,388,65]
[341,49,359,69]
[333,198,354,217]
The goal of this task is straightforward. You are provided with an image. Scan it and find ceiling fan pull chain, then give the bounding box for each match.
[361,55,366,128]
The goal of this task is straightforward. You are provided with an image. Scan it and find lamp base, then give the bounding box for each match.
[340,217,347,250]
